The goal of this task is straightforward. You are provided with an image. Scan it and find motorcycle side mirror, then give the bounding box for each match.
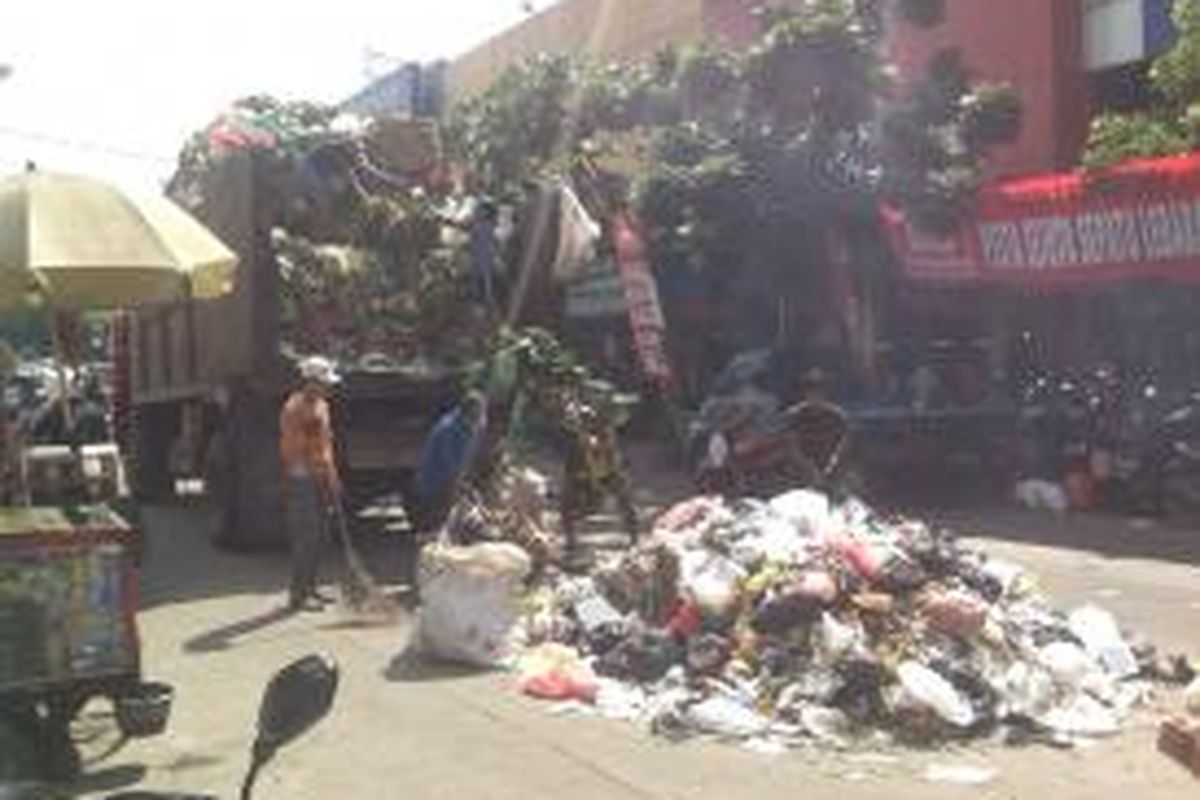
[241,655,338,800]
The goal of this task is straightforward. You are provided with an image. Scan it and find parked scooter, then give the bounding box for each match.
[101,654,339,800]
[1099,383,1200,515]
[1018,368,1200,515]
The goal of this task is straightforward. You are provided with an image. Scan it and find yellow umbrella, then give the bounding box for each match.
[0,170,237,309]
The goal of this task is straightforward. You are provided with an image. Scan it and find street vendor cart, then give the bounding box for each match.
[0,505,168,782]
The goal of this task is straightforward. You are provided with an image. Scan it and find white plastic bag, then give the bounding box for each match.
[685,695,770,739]
[1038,641,1097,686]
[895,661,975,728]
[729,510,806,567]
[1067,606,1138,679]
[679,551,745,617]
[769,490,835,540]
[1184,676,1200,716]
[1014,479,1068,513]
[417,541,532,666]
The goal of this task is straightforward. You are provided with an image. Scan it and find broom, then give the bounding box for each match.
[326,497,401,623]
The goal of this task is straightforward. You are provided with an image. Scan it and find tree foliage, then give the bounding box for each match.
[445,0,1019,376]
[447,0,1017,238]
[1083,0,1200,169]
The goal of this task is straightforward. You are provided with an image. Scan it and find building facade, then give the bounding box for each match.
[891,0,1178,176]
[447,0,1182,177]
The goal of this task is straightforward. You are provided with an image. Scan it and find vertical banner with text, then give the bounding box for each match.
[612,213,673,389]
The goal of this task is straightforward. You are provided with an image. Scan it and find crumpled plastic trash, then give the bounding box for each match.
[728,509,809,568]
[594,678,646,721]
[798,705,854,748]
[595,628,681,683]
[998,661,1058,720]
[654,496,732,544]
[507,486,1162,751]
[1068,606,1139,679]
[1039,641,1097,687]
[1039,693,1120,737]
[1015,479,1069,512]
[895,661,976,728]
[816,612,864,661]
[920,589,989,638]
[680,551,746,619]
[517,643,599,702]
[769,489,836,539]
[1184,676,1200,716]
[685,695,771,739]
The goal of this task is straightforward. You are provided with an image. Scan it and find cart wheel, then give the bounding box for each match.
[0,705,41,782]
[43,729,81,783]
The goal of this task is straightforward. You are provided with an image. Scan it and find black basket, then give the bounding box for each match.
[114,681,174,738]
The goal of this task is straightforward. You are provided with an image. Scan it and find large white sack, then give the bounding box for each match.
[417,541,532,667]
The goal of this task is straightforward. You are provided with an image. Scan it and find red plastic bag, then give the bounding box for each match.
[516,644,599,702]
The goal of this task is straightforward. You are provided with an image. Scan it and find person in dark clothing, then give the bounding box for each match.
[414,391,488,533]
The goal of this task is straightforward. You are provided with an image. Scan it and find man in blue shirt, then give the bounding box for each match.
[414,391,488,532]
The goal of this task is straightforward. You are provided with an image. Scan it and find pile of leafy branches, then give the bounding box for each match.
[1083,0,1200,169]
[170,96,484,366]
[477,326,637,432]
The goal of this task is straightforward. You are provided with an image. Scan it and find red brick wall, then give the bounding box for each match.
[887,0,1087,177]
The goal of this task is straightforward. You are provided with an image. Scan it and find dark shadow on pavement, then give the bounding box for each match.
[137,504,288,611]
[68,763,146,796]
[382,646,495,683]
[928,506,1200,567]
[182,605,294,653]
[160,752,223,774]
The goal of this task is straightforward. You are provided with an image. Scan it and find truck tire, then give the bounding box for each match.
[223,390,285,550]
[0,703,40,782]
[204,422,237,549]
[130,403,175,502]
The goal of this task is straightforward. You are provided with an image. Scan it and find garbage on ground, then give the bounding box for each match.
[1184,676,1200,717]
[415,541,531,667]
[496,488,1177,752]
[1014,479,1069,512]
[517,643,599,702]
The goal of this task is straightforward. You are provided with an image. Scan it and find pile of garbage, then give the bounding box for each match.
[440,490,1192,750]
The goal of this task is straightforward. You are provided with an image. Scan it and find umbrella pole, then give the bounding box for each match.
[48,307,87,502]
[50,309,77,435]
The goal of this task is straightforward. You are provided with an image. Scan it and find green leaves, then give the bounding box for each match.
[1082,112,1191,171]
[1082,0,1200,169]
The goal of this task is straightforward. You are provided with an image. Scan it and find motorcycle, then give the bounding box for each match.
[67,654,335,800]
[1101,384,1200,515]
[1018,369,1200,515]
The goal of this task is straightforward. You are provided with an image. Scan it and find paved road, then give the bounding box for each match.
[69,501,1200,800]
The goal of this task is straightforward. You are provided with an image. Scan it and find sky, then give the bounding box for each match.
[0,0,536,189]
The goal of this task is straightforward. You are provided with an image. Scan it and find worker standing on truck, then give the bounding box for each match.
[279,356,342,612]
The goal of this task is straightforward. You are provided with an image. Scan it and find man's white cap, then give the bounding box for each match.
[298,356,341,386]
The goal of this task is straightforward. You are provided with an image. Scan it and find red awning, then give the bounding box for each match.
[884,152,1200,289]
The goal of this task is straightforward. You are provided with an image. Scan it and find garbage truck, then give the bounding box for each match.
[117,147,458,549]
